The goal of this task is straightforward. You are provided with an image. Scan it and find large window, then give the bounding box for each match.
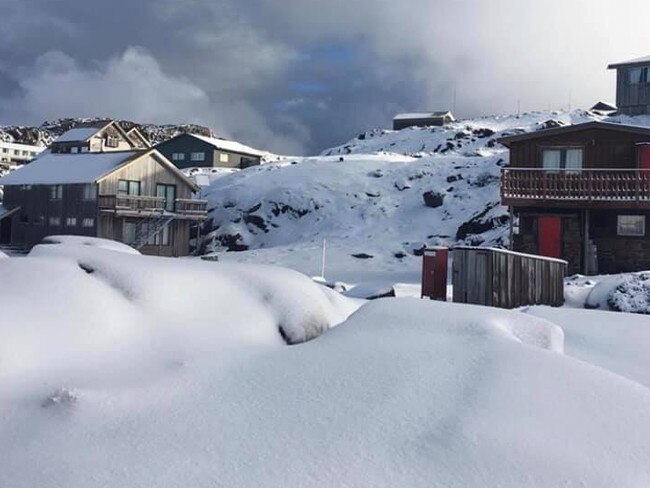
[618,215,645,236]
[83,184,97,201]
[156,184,177,212]
[190,152,206,162]
[629,67,649,85]
[542,148,583,172]
[50,185,63,200]
[117,179,141,196]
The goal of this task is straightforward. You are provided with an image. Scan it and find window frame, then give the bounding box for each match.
[65,217,77,227]
[50,185,63,200]
[172,152,186,162]
[628,66,649,85]
[541,146,584,173]
[83,183,97,201]
[190,152,206,162]
[48,216,61,227]
[82,218,95,228]
[117,179,141,196]
[617,215,645,237]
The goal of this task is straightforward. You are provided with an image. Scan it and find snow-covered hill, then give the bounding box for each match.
[198,109,642,284]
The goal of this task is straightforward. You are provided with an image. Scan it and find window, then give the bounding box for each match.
[219,153,229,163]
[50,185,63,200]
[123,221,137,244]
[117,179,141,196]
[81,146,89,153]
[190,152,206,162]
[35,216,45,225]
[105,136,119,148]
[82,218,95,228]
[20,185,32,191]
[71,147,79,154]
[49,216,61,226]
[629,67,649,85]
[156,184,176,212]
[172,152,186,161]
[618,215,645,236]
[66,217,77,227]
[83,184,97,200]
[542,148,583,173]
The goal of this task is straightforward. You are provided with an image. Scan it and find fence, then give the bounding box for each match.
[451,247,567,308]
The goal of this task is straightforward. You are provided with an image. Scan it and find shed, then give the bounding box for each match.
[393,111,455,130]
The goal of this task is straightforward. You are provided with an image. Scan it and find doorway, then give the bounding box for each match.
[538,216,562,258]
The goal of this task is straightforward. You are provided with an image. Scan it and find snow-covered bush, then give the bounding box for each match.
[608,272,650,314]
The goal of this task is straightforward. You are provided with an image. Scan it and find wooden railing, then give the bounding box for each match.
[99,195,208,218]
[502,168,650,206]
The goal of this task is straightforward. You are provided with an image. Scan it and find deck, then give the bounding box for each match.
[501,168,650,208]
[99,194,208,220]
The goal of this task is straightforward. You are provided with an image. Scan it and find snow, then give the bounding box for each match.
[3,272,650,486]
[54,127,102,142]
[30,234,142,256]
[190,133,267,157]
[0,249,7,259]
[608,54,650,67]
[0,150,141,185]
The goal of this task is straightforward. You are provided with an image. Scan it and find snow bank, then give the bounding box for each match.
[0,249,8,259]
[564,272,650,313]
[0,242,358,381]
[31,234,141,255]
[2,298,650,487]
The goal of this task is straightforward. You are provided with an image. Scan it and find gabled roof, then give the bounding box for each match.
[54,120,114,143]
[125,126,152,148]
[497,121,650,147]
[0,149,199,191]
[590,101,617,112]
[608,55,650,69]
[166,133,265,158]
[393,111,454,121]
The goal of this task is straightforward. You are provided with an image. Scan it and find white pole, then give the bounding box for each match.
[321,238,327,279]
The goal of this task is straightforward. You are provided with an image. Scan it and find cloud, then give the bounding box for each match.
[0,0,649,154]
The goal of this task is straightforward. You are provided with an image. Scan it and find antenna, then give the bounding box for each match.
[517,99,521,118]
[452,87,457,113]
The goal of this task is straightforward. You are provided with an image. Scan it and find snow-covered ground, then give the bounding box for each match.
[3,239,650,486]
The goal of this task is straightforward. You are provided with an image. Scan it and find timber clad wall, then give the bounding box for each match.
[615,66,650,115]
[508,128,648,168]
[3,184,98,248]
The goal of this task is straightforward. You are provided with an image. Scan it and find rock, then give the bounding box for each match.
[351,253,374,259]
[423,191,445,208]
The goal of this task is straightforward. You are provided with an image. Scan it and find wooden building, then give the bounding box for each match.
[50,120,151,154]
[155,133,264,170]
[393,111,455,130]
[0,149,207,256]
[608,55,650,116]
[500,121,650,274]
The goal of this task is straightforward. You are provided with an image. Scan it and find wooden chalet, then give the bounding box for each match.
[500,121,650,274]
[0,149,207,256]
[51,120,151,154]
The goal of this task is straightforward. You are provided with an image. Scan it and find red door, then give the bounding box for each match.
[640,146,650,169]
[538,217,562,258]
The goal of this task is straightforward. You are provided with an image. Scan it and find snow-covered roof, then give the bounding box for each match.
[190,134,265,157]
[393,111,453,121]
[608,55,650,69]
[0,151,141,185]
[55,127,103,143]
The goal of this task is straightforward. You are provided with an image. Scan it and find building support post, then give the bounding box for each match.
[583,209,590,275]
[508,206,514,251]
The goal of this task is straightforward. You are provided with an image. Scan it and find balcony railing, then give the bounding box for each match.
[501,168,650,208]
[99,194,208,219]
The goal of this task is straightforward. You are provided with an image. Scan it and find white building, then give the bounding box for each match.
[0,141,45,167]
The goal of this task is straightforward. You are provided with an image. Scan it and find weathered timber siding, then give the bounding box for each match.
[615,65,650,116]
[98,154,193,199]
[452,247,566,308]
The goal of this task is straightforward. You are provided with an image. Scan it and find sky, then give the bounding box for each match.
[0,0,648,155]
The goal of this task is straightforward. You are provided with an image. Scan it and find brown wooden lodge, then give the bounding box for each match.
[0,121,207,256]
[500,121,650,274]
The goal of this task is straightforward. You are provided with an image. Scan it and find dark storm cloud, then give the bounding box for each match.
[0,0,649,154]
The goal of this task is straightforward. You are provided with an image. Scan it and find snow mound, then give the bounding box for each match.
[608,272,650,314]
[0,247,358,380]
[0,249,8,259]
[2,298,650,487]
[30,235,141,256]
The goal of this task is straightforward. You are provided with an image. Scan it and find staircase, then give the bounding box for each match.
[131,214,176,250]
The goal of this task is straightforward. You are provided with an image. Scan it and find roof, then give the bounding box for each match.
[54,120,114,143]
[0,151,142,185]
[185,133,265,157]
[393,111,454,121]
[497,121,650,147]
[608,55,650,69]
[590,101,617,112]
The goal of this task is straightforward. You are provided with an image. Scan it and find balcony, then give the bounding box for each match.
[501,168,650,208]
[99,194,208,220]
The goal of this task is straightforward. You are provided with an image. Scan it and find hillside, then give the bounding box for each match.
[198,109,620,285]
